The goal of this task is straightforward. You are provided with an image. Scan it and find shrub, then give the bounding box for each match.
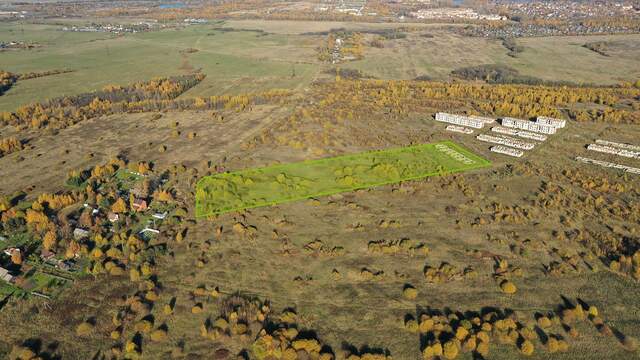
[547,337,559,353]
[499,280,517,294]
[163,303,174,315]
[292,339,322,354]
[109,266,126,276]
[443,340,459,359]
[76,321,95,336]
[462,337,476,352]
[455,326,469,340]
[557,339,569,352]
[135,319,153,333]
[422,342,443,359]
[403,285,418,300]
[193,286,208,296]
[419,318,434,333]
[475,341,489,357]
[125,340,139,354]
[537,316,552,329]
[9,345,37,360]
[130,268,141,282]
[150,327,168,342]
[519,340,534,355]
[145,290,159,301]
[192,303,204,314]
[405,319,419,332]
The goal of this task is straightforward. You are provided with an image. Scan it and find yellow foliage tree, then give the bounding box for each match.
[111,198,128,213]
[43,230,57,251]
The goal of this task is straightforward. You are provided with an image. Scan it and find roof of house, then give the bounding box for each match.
[0,267,13,280]
[41,250,56,259]
[73,228,90,239]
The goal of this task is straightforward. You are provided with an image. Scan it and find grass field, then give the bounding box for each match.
[0,21,320,111]
[348,31,640,84]
[195,141,490,216]
[2,20,640,112]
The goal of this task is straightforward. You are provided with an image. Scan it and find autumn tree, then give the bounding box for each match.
[11,250,22,265]
[111,198,128,213]
[0,195,9,212]
[43,230,58,251]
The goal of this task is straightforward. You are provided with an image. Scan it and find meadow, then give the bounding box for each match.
[2,20,640,113]
[348,31,640,84]
[0,21,319,111]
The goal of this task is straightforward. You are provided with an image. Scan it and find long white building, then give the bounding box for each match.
[435,112,485,129]
[477,134,535,150]
[491,145,523,158]
[445,125,474,134]
[469,115,495,124]
[576,156,640,175]
[536,116,566,128]
[501,117,557,135]
[595,139,640,152]
[587,144,640,159]
[491,126,547,142]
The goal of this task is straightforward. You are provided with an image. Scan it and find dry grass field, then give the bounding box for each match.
[0,105,289,195]
[2,81,640,358]
[348,31,640,84]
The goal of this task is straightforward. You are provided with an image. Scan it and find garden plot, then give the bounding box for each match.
[195,141,491,216]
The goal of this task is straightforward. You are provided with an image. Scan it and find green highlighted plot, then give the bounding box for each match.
[195,141,491,216]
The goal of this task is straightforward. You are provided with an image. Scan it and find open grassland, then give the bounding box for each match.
[3,20,640,113]
[515,34,640,84]
[0,21,319,111]
[0,105,290,194]
[223,19,448,35]
[348,31,640,84]
[217,20,640,84]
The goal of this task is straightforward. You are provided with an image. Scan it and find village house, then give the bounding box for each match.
[108,212,120,222]
[40,249,56,262]
[3,247,20,257]
[73,228,90,240]
[57,260,73,271]
[0,267,14,283]
[132,198,148,212]
[139,227,160,235]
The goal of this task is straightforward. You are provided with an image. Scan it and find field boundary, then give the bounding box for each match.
[195,141,491,217]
